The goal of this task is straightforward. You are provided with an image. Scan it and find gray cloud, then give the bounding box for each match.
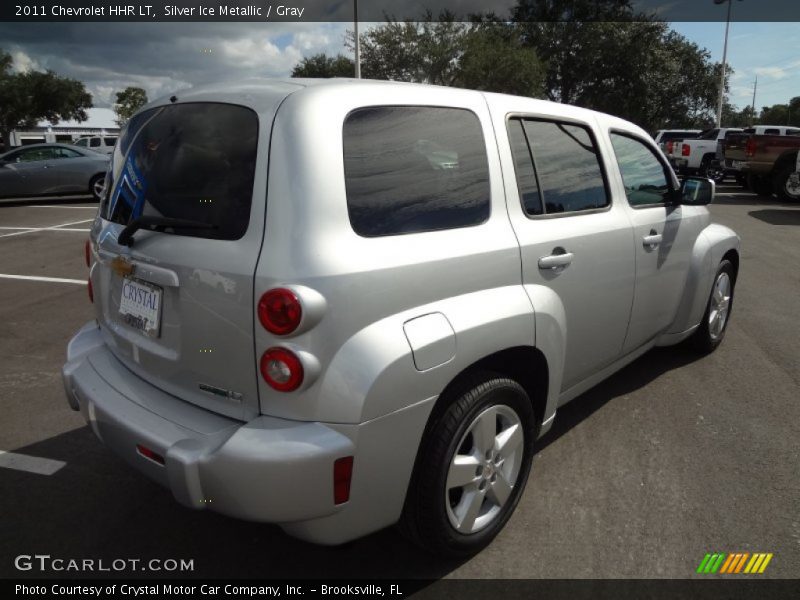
[0,22,350,107]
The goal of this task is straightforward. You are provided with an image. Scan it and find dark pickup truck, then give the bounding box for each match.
[724,127,800,200]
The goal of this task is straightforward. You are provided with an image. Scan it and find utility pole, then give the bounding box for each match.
[354,0,361,79]
[750,76,757,126]
[714,0,741,127]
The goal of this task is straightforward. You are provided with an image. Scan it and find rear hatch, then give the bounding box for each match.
[90,101,265,420]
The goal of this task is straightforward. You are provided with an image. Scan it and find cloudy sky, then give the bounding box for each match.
[0,21,797,113]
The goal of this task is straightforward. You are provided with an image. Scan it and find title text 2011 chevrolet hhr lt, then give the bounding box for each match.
[63,79,739,556]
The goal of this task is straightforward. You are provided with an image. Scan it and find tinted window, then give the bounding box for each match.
[102,103,258,241]
[699,129,720,140]
[661,131,697,142]
[521,119,608,214]
[75,139,88,147]
[89,138,101,147]
[787,129,800,136]
[507,119,543,216]
[104,137,117,146]
[764,128,780,135]
[54,147,81,159]
[15,148,55,162]
[343,107,490,237]
[611,133,671,207]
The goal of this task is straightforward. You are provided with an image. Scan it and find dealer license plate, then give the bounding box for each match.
[119,277,162,337]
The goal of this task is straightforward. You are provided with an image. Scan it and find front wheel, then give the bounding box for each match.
[89,174,105,202]
[691,259,736,354]
[399,373,535,557]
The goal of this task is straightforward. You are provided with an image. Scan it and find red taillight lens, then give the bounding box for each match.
[136,444,165,465]
[87,278,93,303]
[666,141,674,153]
[84,239,91,268]
[745,138,757,157]
[258,288,302,335]
[681,144,691,157]
[333,456,354,505]
[260,347,304,392]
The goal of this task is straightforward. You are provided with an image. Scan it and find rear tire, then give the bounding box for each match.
[399,372,535,557]
[700,156,725,184]
[89,174,105,202]
[773,165,800,202]
[691,260,735,354]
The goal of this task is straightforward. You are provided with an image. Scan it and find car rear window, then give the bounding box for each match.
[102,103,258,240]
[343,106,490,237]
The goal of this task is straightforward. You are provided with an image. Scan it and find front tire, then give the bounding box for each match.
[399,372,535,557]
[89,174,105,202]
[691,259,736,354]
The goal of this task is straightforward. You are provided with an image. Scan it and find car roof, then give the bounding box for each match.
[0,143,103,159]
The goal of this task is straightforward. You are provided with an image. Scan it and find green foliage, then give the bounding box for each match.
[114,86,148,126]
[0,49,92,149]
[758,97,800,126]
[291,53,355,78]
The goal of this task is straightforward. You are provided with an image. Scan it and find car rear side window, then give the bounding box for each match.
[343,106,490,237]
[102,103,258,241]
[507,119,543,216]
[512,118,608,214]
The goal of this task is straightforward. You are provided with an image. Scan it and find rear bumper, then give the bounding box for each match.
[62,322,355,526]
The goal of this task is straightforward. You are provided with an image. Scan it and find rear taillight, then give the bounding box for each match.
[745,138,757,157]
[258,288,302,335]
[666,141,674,154]
[333,456,354,505]
[84,239,91,267]
[260,347,304,392]
[682,144,691,157]
[136,444,165,465]
[87,278,93,303]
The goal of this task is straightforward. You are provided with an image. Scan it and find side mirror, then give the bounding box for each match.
[680,176,714,206]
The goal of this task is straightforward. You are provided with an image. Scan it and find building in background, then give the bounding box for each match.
[6,108,119,147]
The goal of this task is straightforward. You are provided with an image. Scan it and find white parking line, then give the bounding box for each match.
[0,219,93,239]
[0,226,91,232]
[0,450,66,475]
[0,274,86,285]
[27,205,98,209]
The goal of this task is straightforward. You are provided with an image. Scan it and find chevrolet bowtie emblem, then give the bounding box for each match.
[111,256,135,277]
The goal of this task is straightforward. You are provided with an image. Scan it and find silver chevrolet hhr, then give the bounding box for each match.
[63,78,739,556]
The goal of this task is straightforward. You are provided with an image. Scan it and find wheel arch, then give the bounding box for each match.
[420,346,549,445]
[771,149,799,176]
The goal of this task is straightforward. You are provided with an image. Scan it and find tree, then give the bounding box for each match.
[0,49,92,150]
[113,86,148,126]
[512,0,727,132]
[291,53,354,78]
[759,98,800,126]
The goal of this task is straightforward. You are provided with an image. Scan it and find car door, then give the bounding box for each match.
[0,150,28,197]
[504,116,636,391]
[0,147,56,196]
[608,131,703,352]
[48,146,98,192]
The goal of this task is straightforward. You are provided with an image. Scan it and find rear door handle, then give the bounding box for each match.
[643,232,663,248]
[538,252,574,271]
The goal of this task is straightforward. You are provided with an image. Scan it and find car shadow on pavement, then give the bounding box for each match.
[536,345,698,455]
[3,346,701,581]
[748,208,800,226]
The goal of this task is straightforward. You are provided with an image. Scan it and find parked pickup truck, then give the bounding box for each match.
[63,78,739,557]
[724,126,800,190]
[724,128,800,200]
[672,127,743,181]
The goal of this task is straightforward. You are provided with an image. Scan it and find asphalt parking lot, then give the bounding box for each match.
[1,187,798,580]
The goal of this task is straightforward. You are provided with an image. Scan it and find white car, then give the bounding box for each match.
[73,135,118,155]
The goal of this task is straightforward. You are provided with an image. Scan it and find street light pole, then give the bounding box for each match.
[354,0,361,79]
[714,0,741,127]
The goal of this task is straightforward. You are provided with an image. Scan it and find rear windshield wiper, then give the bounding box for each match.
[118,216,218,247]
